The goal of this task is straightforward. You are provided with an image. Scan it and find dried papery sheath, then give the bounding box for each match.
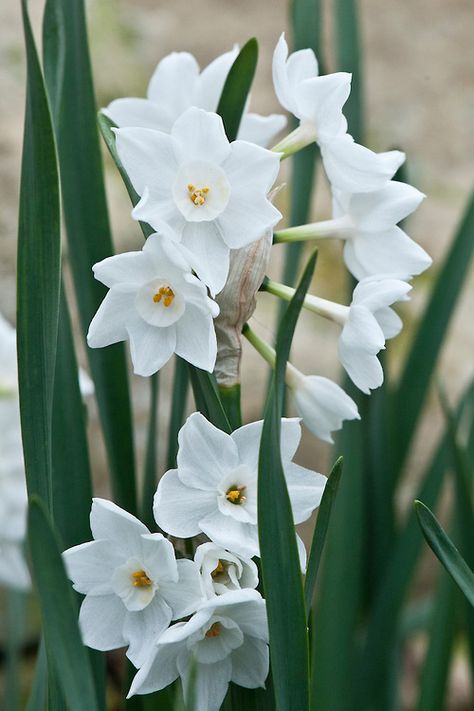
[214,231,272,386]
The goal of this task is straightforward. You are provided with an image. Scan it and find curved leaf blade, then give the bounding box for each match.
[216,38,258,142]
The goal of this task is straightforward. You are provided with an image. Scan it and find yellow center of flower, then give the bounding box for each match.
[131,570,152,588]
[205,622,221,638]
[187,184,210,206]
[153,286,175,307]
[211,560,226,578]
[226,485,246,505]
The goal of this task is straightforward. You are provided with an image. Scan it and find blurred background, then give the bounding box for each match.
[0,0,473,708]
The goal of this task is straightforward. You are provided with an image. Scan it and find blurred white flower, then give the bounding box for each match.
[87,234,219,376]
[104,47,286,147]
[154,412,326,562]
[272,34,404,193]
[285,364,360,443]
[114,106,281,295]
[128,589,269,711]
[63,498,205,668]
[0,314,18,396]
[194,542,258,597]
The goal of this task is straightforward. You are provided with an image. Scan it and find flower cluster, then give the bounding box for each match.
[89,36,430,445]
[64,414,326,709]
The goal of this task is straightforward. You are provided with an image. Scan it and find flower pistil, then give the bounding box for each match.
[226,485,247,505]
[153,286,175,307]
[187,184,209,206]
[131,569,153,588]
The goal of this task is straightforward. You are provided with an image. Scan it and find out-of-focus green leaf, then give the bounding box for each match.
[188,367,231,434]
[167,358,190,469]
[354,382,474,706]
[4,591,27,711]
[42,0,137,513]
[27,497,99,711]
[52,285,93,549]
[259,251,317,711]
[17,0,61,508]
[304,456,343,612]
[26,639,48,711]
[218,384,242,431]
[334,0,364,143]
[394,192,474,474]
[415,501,474,607]
[142,373,159,530]
[216,38,258,142]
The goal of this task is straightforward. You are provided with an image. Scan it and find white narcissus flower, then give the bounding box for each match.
[128,589,269,711]
[272,33,405,193]
[154,413,327,563]
[333,181,432,280]
[194,542,259,598]
[114,106,282,295]
[285,365,360,443]
[63,498,205,668]
[87,233,219,376]
[104,48,287,147]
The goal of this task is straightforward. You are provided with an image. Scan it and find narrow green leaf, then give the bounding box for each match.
[394,192,474,473]
[17,0,61,509]
[216,38,258,142]
[259,251,317,711]
[188,367,232,434]
[26,639,48,711]
[52,285,93,549]
[218,384,242,431]
[333,0,364,143]
[167,357,190,469]
[415,501,474,607]
[27,497,99,711]
[42,0,137,513]
[304,456,343,612]
[142,373,159,530]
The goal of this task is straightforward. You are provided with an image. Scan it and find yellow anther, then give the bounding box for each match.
[211,560,226,579]
[187,184,210,206]
[153,286,175,307]
[205,622,221,638]
[131,570,152,588]
[226,485,247,505]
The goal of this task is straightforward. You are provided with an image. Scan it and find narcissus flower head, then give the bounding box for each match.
[194,542,259,597]
[87,233,219,376]
[114,107,282,295]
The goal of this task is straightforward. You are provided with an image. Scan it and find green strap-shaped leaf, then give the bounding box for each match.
[27,497,99,711]
[42,0,137,513]
[333,0,364,143]
[304,456,343,612]
[167,357,190,469]
[415,501,474,607]
[259,251,317,711]
[216,38,258,142]
[17,0,61,509]
[394,192,474,474]
[26,639,48,711]
[142,373,159,530]
[188,366,232,434]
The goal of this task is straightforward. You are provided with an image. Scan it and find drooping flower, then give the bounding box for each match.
[114,106,282,295]
[105,47,286,147]
[128,589,269,711]
[154,412,327,562]
[194,542,259,598]
[272,34,405,193]
[63,498,205,668]
[285,364,360,443]
[87,233,219,376]
[274,180,431,281]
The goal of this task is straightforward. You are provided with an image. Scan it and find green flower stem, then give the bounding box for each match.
[242,324,276,369]
[262,277,348,324]
[274,216,350,243]
[271,124,316,159]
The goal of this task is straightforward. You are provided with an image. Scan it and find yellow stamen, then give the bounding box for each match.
[153,286,175,307]
[205,622,221,638]
[187,184,210,206]
[131,570,152,588]
[226,485,246,505]
[211,560,226,578]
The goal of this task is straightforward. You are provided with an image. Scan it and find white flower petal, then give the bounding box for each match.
[238,112,287,147]
[338,343,384,394]
[180,220,230,296]
[351,226,432,280]
[124,596,172,668]
[127,641,181,697]
[63,539,121,596]
[87,289,136,348]
[131,187,185,234]
[285,463,327,524]
[160,559,205,619]
[175,307,217,372]
[352,276,411,312]
[171,107,231,165]
[89,499,149,556]
[348,181,425,232]
[139,533,178,583]
[154,469,217,538]
[224,140,282,195]
[177,412,239,489]
[296,73,351,138]
[342,305,386,354]
[126,319,176,377]
[185,659,232,711]
[218,191,281,250]
[230,635,269,688]
[200,509,259,559]
[93,252,155,289]
[147,52,200,120]
[114,126,178,196]
[79,594,126,652]
[194,48,238,111]
[103,99,169,131]
[272,34,318,117]
[321,135,405,193]
[209,590,268,641]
